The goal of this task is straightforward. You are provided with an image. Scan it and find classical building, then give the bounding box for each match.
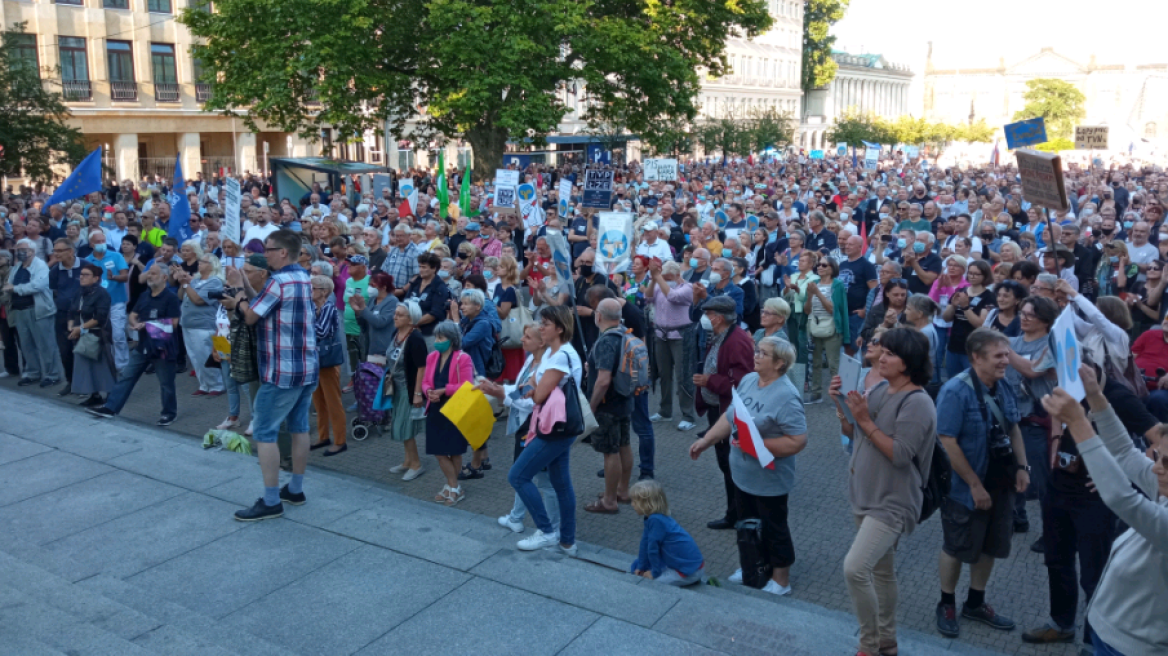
[924,46,1168,144]
[800,50,914,150]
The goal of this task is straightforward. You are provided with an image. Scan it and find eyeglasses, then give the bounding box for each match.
[263,246,285,253]
[889,278,908,285]
[1019,310,1038,319]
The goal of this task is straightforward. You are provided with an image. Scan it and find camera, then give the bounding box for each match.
[208,286,240,300]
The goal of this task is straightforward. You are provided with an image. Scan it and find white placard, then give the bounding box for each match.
[223,177,241,246]
[1052,306,1085,401]
[1074,126,1109,150]
[495,169,520,189]
[644,158,678,181]
[864,147,880,171]
[558,178,572,216]
[594,211,634,275]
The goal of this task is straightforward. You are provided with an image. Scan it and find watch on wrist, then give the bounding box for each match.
[1021,464,1032,472]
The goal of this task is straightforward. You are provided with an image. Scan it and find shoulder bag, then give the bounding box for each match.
[74,331,102,360]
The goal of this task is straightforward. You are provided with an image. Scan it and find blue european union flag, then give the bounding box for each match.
[167,156,193,243]
[45,147,103,207]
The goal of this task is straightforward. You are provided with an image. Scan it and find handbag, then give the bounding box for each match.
[734,519,772,589]
[485,340,505,379]
[538,349,597,440]
[499,300,534,349]
[318,330,344,368]
[809,313,836,338]
[73,332,102,360]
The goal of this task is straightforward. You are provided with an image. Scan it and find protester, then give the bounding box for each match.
[68,262,117,407]
[7,239,62,387]
[423,320,475,505]
[214,254,266,433]
[49,238,83,395]
[647,259,696,430]
[309,275,347,456]
[585,298,635,514]
[386,301,429,480]
[177,248,225,396]
[805,256,849,404]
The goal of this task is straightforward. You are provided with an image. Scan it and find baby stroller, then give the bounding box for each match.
[350,362,389,441]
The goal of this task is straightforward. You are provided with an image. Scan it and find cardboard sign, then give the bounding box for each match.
[1074,126,1109,150]
[582,169,614,209]
[905,145,920,160]
[644,158,679,181]
[836,142,848,157]
[223,177,241,246]
[558,178,572,216]
[372,173,391,200]
[1052,307,1085,401]
[864,147,880,171]
[809,150,825,160]
[1004,117,1048,149]
[595,212,634,275]
[1015,149,1069,211]
[518,182,538,225]
[493,169,520,213]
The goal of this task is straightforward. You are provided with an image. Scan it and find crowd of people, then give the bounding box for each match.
[3,148,1167,656]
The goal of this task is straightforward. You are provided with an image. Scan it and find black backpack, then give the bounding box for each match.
[734,519,771,589]
[894,390,951,523]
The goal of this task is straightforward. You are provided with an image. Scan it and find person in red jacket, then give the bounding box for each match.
[693,295,756,530]
[1133,315,1168,420]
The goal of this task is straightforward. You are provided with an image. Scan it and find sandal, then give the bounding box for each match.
[598,493,632,505]
[434,484,453,503]
[445,486,465,506]
[458,465,484,480]
[480,458,492,471]
[585,500,620,514]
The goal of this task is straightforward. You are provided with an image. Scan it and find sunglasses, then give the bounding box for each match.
[1153,448,1168,470]
[888,278,908,285]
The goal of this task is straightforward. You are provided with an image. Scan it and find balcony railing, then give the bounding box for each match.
[111,81,138,101]
[61,79,92,101]
[155,82,181,102]
[195,83,212,102]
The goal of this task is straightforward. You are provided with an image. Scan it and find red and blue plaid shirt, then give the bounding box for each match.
[251,264,318,389]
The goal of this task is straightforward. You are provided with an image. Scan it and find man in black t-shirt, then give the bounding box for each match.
[837,235,877,353]
[904,232,942,295]
[586,299,635,513]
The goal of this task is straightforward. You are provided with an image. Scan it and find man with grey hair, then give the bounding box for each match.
[905,230,942,295]
[363,226,387,272]
[383,224,421,299]
[585,297,635,513]
[805,210,837,254]
[5,239,62,386]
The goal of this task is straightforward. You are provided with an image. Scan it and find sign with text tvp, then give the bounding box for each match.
[1004,117,1047,149]
[582,169,614,209]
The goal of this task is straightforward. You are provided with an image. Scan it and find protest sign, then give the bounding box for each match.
[836,142,848,157]
[644,158,679,181]
[809,150,825,160]
[1016,149,1069,211]
[558,178,572,216]
[1004,117,1048,149]
[223,177,241,246]
[582,169,614,209]
[1074,126,1109,150]
[493,169,520,214]
[1052,307,1086,401]
[518,182,538,225]
[864,147,880,170]
[372,173,391,200]
[595,212,634,275]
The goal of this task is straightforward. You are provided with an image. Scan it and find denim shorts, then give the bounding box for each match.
[252,382,318,443]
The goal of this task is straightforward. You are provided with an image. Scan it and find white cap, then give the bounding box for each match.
[643,221,659,232]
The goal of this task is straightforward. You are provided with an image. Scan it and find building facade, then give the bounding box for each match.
[924,46,1168,145]
[800,51,914,150]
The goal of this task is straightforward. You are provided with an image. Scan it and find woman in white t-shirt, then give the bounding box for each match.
[508,304,582,556]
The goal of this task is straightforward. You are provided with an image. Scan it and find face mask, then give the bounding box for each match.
[434,339,451,353]
[1110,255,1119,264]
[103,212,113,221]
[879,213,890,220]
[768,232,777,243]
[997,223,1009,232]
[1159,234,1168,242]
[721,249,732,258]
[92,243,107,255]
[689,258,699,268]
[1101,226,1114,235]
[15,250,29,261]
[578,264,593,277]
[913,242,926,254]
[700,315,713,331]
[897,238,907,249]
[707,272,723,286]
[484,270,494,280]
[1124,221,1134,230]
[437,270,450,280]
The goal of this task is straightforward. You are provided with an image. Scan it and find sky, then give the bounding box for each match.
[829,0,1166,116]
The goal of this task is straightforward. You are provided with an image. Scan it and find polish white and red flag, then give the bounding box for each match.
[731,387,774,470]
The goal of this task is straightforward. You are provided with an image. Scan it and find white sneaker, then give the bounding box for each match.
[728,568,743,584]
[498,515,525,533]
[517,529,559,551]
[244,421,254,437]
[389,464,408,474]
[216,417,240,430]
[677,421,696,431]
[649,413,666,422]
[761,580,792,596]
[402,467,425,481]
[556,543,578,557]
[0,371,9,378]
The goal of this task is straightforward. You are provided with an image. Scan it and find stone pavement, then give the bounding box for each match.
[1,370,1084,656]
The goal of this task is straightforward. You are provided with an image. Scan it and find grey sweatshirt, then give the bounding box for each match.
[1080,405,1168,656]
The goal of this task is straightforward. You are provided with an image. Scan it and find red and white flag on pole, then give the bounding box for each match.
[731,387,774,470]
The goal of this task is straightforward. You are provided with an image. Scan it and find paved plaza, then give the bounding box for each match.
[0,373,1086,656]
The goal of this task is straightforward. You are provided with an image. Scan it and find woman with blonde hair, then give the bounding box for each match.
[177,248,225,396]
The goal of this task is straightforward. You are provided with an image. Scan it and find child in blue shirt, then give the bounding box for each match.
[629,480,705,586]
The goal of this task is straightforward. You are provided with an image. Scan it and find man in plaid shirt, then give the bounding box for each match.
[232,229,319,521]
[383,224,420,298]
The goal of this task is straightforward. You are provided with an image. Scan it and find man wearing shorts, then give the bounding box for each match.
[233,230,319,521]
[584,299,634,514]
[933,328,1031,638]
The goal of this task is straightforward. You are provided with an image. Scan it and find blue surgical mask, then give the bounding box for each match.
[913,242,926,254]
[897,238,907,249]
[722,249,732,257]
[689,258,699,268]
[437,270,450,280]
[1124,221,1134,229]
[434,339,451,353]
[768,232,777,243]
[484,270,494,280]
[1109,255,1119,264]
[92,243,107,255]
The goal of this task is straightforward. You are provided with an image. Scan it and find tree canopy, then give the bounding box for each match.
[1013,78,1086,140]
[0,24,88,182]
[826,110,995,149]
[181,0,772,182]
[697,107,795,158]
[801,0,849,95]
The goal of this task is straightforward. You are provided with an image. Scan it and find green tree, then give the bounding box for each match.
[1013,78,1086,140]
[181,0,772,183]
[953,119,995,143]
[0,24,88,181]
[1035,137,1075,153]
[825,110,889,147]
[697,114,746,160]
[801,0,850,95]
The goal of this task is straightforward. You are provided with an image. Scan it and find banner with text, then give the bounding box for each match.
[644,158,679,181]
[223,177,241,246]
[582,169,615,209]
[595,212,635,275]
[1074,126,1109,150]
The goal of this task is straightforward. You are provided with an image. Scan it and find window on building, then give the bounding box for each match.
[151,43,178,84]
[104,0,130,8]
[107,41,135,81]
[1148,123,1159,138]
[148,0,172,13]
[57,0,84,6]
[59,37,89,81]
[9,34,38,75]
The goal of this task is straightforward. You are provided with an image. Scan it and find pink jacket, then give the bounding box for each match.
[421,350,475,407]
[526,386,567,443]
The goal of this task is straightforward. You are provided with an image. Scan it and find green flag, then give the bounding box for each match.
[436,151,449,220]
[459,165,476,217]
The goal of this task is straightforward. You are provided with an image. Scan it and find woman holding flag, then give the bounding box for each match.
[689,334,806,596]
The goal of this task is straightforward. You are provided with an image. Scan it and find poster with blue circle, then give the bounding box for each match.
[517,183,536,203]
[747,214,760,231]
[1051,309,1086,400]
[714,209,729,229]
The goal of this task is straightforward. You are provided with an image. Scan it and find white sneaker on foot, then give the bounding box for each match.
[556,543,578,557]
[517,529,559,551]
[677,421,696,431]
[402,467,425,481]
[761,580,792,596]
[649,413,667,422]
[498,515,525,533]
[389,464,408,474]
[216,417,240,430]
[728,568,743,584]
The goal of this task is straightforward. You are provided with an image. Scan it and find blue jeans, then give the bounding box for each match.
[506,471,560,533]
[220,361,255,418]
[508,436,577,546]
[1090,628,1125,656]
[931,325,949,384]
[945,351,970,380]
[1145,389,1168,422]
[632,391,654,475]
[252,382,317,444]
[104,348,176,418]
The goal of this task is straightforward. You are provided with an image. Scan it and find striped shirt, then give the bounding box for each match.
[383,242,421,289]
[251,264,318,389]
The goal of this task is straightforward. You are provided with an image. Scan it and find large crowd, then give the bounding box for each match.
[3,149,1166,656]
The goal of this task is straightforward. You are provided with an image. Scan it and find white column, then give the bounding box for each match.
[114,133,138,182]
[882,82,889,116]
[178,133,201,180]
[237,132,257,174]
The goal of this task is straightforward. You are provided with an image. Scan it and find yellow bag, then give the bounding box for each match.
[439,382,495,450]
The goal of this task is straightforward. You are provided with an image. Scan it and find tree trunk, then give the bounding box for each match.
[465,123,509,185]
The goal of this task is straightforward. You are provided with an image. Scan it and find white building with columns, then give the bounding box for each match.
[800,51,914,150]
